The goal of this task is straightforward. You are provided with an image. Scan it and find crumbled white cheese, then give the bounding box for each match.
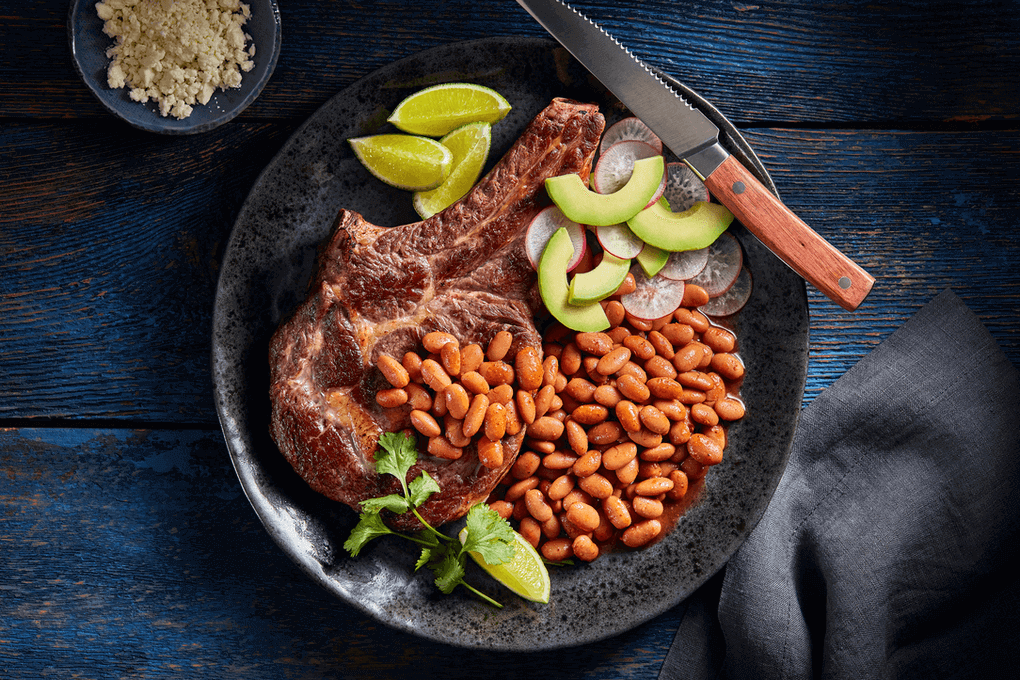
[95,0,256,120]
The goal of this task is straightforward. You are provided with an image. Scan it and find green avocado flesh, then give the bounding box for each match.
[636,244,669,277]
[627,198,734,252]
[545,156,665,227]
[568,252,631,304]
[539,228,611,332]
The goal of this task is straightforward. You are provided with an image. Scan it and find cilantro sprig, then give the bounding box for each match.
[343,431,515,607]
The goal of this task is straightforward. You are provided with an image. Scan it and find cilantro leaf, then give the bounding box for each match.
[343,512,395,556]
[359,493,411,515]
[408,470,441,508]
[415,547,433,572]
[462,504,515,566]
[374,431,419,490]
[431,546,465,595]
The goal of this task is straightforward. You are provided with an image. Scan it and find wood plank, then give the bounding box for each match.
[1,1,1017,123]
[2,123,1017,420]
[0,120,295,422]
[0,426,678,678]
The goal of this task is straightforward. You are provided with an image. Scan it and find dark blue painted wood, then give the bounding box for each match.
[1,0,1018,677]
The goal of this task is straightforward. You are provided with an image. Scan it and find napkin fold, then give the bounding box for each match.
[660,289,1020,680]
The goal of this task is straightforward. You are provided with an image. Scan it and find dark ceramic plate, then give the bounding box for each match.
[212,37,808,650]
[68,0,281,134]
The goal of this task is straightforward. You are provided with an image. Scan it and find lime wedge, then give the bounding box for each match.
[459,527,550,604]
[388,83,511,137]
[349,134,453,191]
[413,121,492,218]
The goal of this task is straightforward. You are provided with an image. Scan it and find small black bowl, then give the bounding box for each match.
[68,0,281,134]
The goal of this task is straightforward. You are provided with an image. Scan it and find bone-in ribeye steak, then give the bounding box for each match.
[268,98,605,530]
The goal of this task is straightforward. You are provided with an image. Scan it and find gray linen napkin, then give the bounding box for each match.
[660,288,1020,679]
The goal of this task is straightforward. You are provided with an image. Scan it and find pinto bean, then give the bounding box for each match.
[621,519,662,548]
[715,397,746,421]
[639,405,671,435]
[602,441,638,470]
[687,433,724,466]
[680,283,710,308]
[572,449,602,477]
[477,437,503,469]
[575,331,614,356]
[484,403,508,441]
[440,342,461,376]
[603,495,633,529]
[410,409,441,438]
[647,331,675,360]
[375,388,408,408]
[422,331,458,354]
[597,346,632,375]
[427,435,463,460]
[710,352,745,381]
[377,354,410,388]
[405,383,432,411]
[486,330,514,361]
[617,374,651,403]
[593,383,623,408]
[460,343,484,373]
[511,451,541,479]
[460,370,489,395]
[462,393,489,437]
[571,403,609,426]
[402,351,424,382]
[578,472,614,499]
[444,383,470,419]
[565,419,588,455]
[420,358,452,392]
[572,535,599,562]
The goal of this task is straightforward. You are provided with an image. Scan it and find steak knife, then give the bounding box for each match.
[515,0,874,311]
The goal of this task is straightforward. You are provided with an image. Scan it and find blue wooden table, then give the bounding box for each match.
[2,1,1017,677]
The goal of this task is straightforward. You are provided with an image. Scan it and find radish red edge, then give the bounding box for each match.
[526,206,587,272]
[700,266,752,317]
[689,232,743,297]
[620,264,686,321]
[592,140,662,195]
[595,223,644,260]
[599,117,663,156]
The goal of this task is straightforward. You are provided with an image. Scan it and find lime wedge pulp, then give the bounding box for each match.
[388,83,511,137]
[413,121,492,218]
[349,134,453,191]
[459,527,551,604]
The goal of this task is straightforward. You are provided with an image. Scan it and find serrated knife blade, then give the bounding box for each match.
[515,0,874,311]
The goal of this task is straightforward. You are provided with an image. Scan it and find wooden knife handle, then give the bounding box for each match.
[702,155,874,311]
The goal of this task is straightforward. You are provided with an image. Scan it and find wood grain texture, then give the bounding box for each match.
[1,0,1018,676]
[2,1,1017,123]
[3,125,1016,419]
[0,428,678,679]
[703,154,874,310]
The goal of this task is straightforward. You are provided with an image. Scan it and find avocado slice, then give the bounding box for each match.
[545,156,665,227]
[635,243,669,278]
[568,252,631,305]
[539,228,611,332]
[627,198,734,252]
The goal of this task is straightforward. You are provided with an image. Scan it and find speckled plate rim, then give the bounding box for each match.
[211,36,808,651]
[68,0,282,135]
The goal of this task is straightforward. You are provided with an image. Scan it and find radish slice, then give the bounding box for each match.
[620,264,686,321]
[593,140,662,195]
[689,232,742,296]
[596,223,645,259]
[600,117,663,156]
[700,267,752,317]
[663,162,710,212]
[657,246,709,281]
[526,206,587,271]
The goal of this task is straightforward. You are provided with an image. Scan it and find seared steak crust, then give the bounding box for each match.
[268,98,604,530]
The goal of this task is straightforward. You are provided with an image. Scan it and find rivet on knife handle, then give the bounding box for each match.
[700,155,875,311]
